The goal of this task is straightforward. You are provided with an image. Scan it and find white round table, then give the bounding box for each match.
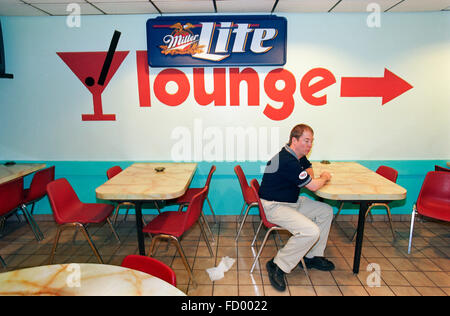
[0,263,186,296]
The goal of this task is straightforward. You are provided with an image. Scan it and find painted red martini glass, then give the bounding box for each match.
[57,50,129,121]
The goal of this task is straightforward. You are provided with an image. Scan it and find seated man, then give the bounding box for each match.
[259,124,334,292]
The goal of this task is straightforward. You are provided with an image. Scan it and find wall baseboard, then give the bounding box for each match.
[14,213,415,223]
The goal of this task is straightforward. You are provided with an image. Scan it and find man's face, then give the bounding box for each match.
[291,130,314,158]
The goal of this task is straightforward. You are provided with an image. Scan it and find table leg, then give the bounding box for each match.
[353,201,369,274]
[134,201,146,256]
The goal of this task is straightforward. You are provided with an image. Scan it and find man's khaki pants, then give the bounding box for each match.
[261,196,333,273]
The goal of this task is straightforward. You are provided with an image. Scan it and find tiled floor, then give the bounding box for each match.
[0,216,449,296]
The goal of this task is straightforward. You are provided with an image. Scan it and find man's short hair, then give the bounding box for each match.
[288,124,314,145]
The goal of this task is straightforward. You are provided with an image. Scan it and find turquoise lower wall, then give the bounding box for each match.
[6,160,447,217]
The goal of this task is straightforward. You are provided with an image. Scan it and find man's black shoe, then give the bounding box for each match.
[266,258,286,291]
[299,256,335,271]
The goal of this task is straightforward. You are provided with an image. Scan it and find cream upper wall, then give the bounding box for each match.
[0,12,449,161]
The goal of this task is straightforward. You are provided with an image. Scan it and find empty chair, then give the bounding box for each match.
[46,178,120,264]
[21,166,56,240]
[334,165,398,240]
[107,166,135,225]
[408,171,450,254]
[249,179,309,281]
[234,165,259,241]
[174,165,216,241]
[435,165,450,172]
[143,187,212,288]
[121,254,177,286]
[0,177,42,242]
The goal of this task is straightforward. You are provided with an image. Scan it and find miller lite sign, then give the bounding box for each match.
[146,15,287,67]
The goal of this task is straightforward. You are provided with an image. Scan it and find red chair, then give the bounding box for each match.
[107,166,159,226]
[249,179,309,280]
[435,165,450,172]
[21,166,56,240]
[107,166,134,225]
[334,165,399,240]
[175,165,216,241]
[234,165,259,241]
[0,177,42,241]
[143,187,212,288]
[46,178,120,264]
[408,171,450,254]
[121,255,177,286]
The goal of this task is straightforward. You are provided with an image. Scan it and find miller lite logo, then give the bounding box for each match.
[147,15,287,67]
[160,23,203,56]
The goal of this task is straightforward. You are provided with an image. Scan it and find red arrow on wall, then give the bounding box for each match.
[340,68,413,105]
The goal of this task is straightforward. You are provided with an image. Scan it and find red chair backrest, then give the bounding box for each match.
[0,178,24,217]
[107,166,123,179]
[435,165,450,172]
[46,178,82,225]
[250,179,272,228]
[203,165,216,194]
[25,166,55,202]
[234,165,257,204]
[376,166,398,183]
[184,186,208,232]
[121,255,177,287]
[416,171,450,221]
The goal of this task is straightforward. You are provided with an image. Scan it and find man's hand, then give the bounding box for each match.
[320,171,332,182]
[306,171,331,192]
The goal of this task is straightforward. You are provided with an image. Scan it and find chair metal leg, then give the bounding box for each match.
[0,217,5,234]
[198,217,214,257]
[148,235,158,257]
[236,202,257,242]
[78,224,103,264]
[21,206,44,241]
[173,236,197,288]
[112,203,121,226]
[408,204,417,254]
[383,204,396,240]
[237,202,246,222]
[200,211,216,243]
[106,217,120,243]
[250,227,276,273]
[154,201,162,214]
[350,204,374,242]
[49,225,64,264]
[1,255,7,268]
[251,220,263,246]
[123,205,130,222]
[177,204,186,213]
[333,201,344,222]
[147,234,158,257]
[206,197,217,223]
[300,257,309,280]
[350,203,396,241]
[368,210,374,222]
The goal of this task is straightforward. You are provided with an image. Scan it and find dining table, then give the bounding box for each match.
[0,263,186,296]
[96,162,198,256]
[0,163,46,185]
[311,161,407,274]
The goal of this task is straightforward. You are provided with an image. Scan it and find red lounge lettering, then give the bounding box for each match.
[193,68,227,106]
[300,68,336,106]
[135,51,412,121]
[263,68,296,121]
[153,69,190,106]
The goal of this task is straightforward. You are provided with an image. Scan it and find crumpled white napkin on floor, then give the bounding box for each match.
[206,256,236,281]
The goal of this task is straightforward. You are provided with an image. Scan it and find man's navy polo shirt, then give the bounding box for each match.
[259,145,312,203]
